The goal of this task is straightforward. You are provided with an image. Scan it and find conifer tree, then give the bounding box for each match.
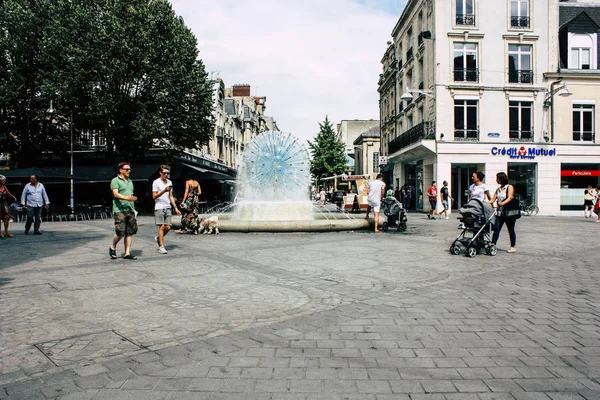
[308,116,347,187]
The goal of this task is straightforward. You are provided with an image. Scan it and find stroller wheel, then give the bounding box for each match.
[382,222,389,231]
[488,245,498,256]
[398,223,407,232]
[466,245,477,258]
[450,245,461,255]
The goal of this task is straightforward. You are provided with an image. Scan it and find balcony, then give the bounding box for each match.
[453,68,479,82]
[508,70,534,84]
[406,47,414,62]
[454,129,480,141]
[509,130,534,142]
[510,16,530,28]
[573,131,595,142]
[216,127,224,137]
[388,121,435,154]
[456,14,476,26]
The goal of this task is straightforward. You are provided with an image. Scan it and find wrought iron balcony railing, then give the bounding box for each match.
[510,16,530,28]
[456,14,476,26]
[388,121,435,154]
[453,68,479,82]
[406,47,414,61]
[509,130,534,142]
[573,131,595,142]
[454,129,480,141]
[508,69,534,84]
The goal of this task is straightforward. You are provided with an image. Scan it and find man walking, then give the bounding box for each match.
[21,175,50,235]
[365,174,386,232]
[440,180,454,220]
[152,165,180,254]
[109,162,138,260]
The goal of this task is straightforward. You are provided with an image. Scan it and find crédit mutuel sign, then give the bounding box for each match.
[490,146,557,160]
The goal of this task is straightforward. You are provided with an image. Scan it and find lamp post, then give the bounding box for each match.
[546,78,572,143]
[47,101,75,218]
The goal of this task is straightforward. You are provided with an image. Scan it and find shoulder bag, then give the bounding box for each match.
[502,185,521,219]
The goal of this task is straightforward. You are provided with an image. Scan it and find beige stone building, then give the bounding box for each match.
[353,125,381,176]
[336,120,379,158]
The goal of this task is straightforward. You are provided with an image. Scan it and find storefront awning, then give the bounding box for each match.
[181,163,233,180]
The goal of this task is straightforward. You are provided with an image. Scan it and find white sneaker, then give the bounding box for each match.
[445,217,449,220]
[158,246,168,254]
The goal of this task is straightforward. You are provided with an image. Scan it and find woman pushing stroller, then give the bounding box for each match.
[489,172,518,253]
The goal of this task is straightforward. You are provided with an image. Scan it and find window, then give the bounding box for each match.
[573,104,595,142]
[508,44,533,83]
[453,43,478,82]
[509,101,533,141]
[568,34,596,69]
[456,0,475,25]
[510,0,530,28]
[454,100,479,140]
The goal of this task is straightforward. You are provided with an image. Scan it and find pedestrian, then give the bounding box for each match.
[179,172,202,234]
[21,174,50,235]
[365,174,386,232]
[490,172,519,253]
[0,175,17,238]
[319,187,326,207]
[427,181,438,220]
[152,165,180,254]
[109,162,138,260]
[440,180,453,220]
[469,171,491,202]
[584,185,595,218]
[594,186,600,223]
[401,183,410,209]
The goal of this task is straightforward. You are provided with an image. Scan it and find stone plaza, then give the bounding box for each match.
[0,213,599,399]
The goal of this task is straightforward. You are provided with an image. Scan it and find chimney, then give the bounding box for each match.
[232,84,251,97]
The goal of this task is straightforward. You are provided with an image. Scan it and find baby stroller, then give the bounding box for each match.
[381,195,408,232]
[450,198,497,257]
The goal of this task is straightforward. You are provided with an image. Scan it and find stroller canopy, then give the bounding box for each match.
[459,199,496,225]
[382,196,403,216]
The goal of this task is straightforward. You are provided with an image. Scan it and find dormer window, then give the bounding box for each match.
[569,33,597,70]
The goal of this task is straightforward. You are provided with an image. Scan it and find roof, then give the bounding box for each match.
[560,3,600,29]
[353,125,381,145]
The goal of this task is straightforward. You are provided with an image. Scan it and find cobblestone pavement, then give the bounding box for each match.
[0,213,599,399]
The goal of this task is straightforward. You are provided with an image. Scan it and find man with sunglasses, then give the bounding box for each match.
[152,165,180,254]
[109,162,138,260]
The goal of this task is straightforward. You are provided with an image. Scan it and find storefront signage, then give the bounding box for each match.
[561,170,600,177]
[490,146,557,159]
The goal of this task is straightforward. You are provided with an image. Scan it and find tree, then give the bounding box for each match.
[308,116,347,186]
[0,0,214,166]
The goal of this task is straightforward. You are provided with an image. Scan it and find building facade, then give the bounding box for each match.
[353,125,381,176]
[379,0,600,215]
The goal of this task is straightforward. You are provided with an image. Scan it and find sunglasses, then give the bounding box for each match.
[122,168,131,171]
[161,171,170,175]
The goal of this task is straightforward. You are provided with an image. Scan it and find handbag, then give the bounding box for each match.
[503,208,521,219]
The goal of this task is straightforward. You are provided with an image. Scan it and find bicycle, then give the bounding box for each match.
[519,199,539,216]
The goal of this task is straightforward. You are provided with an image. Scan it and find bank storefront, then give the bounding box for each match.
[389,142,599,215]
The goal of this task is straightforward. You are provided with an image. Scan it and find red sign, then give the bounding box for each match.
[561,170,600,177]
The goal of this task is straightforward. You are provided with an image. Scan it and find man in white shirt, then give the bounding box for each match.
[21,175,50,235]
[365,174,386,232]
[152,165,180,254]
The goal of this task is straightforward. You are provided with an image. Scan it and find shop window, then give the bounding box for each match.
[509,101,533,142]
[508,44,533,83]
[456,0,475,26]
[454,100,479,140]
[510,0,530,28]
[572,104,595,142]
[453,43,479,82]
[560,163,600,210]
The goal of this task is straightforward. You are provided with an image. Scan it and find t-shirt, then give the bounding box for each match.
[440,187,449,201]
[427,186,437,200]
[110,176,135,213]
[469,183,489,201]
[152,178,173,210]
[368,180,386,203]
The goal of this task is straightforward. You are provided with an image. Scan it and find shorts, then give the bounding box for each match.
[584,199,594,206]
[154,208,172,226]
[114,212,138,237]
[443,200,449,210]
[429,199,437,210]
[367,198,381,213]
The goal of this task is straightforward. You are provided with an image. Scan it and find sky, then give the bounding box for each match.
[168,0,408,143]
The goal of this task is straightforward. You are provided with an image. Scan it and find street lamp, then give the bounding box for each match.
[545,78,572,142]
[400,86,435,101]
[47,100,75,218]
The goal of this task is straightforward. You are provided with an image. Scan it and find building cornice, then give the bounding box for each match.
[447,32,485,40]
[545,71,600,80]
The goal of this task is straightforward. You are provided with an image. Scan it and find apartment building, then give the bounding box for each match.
[353,125,381,176]
[379,0,600,215]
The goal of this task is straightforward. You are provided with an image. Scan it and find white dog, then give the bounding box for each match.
[198,215,219,234]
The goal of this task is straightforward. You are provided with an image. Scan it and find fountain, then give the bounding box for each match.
[215,131,374,232]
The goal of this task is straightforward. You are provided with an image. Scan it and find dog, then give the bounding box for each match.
[198,215,219,234]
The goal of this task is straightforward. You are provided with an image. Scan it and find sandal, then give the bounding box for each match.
[123,254,137,260]
[0,233,3,238]
[5,232,14,238]
[109,247,117,259]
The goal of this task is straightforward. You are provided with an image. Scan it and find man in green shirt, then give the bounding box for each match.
[109,162,138,260]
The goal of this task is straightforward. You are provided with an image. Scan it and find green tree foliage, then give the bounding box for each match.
[0,0,214,166]
[308,116,347,185]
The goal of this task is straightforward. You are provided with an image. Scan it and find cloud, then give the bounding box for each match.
[169,0,402,143]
